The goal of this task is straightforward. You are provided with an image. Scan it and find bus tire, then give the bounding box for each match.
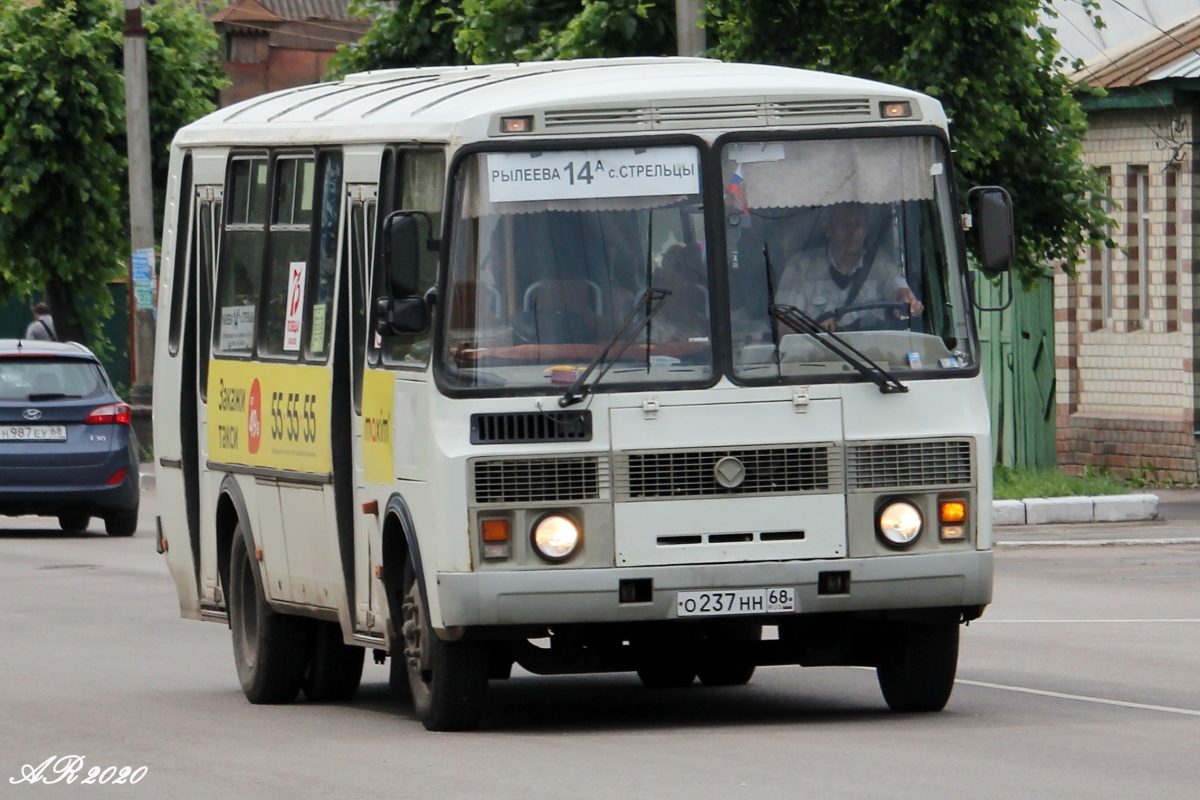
[876,620,959,713]
[303,621,364,703]
[697,621,759,686]
[401,556,488,731]
[696,661,756,687]
[636,662,696,689]
[229,528,310,704]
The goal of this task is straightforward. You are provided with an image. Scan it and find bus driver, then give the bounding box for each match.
[775,202,924,331]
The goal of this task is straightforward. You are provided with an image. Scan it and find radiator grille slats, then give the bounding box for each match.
[847,439,972,490]
[615,445,839,500]
[470,411,591,444]
[473,456,607,503]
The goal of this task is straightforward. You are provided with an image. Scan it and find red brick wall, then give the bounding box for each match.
[1058,411,1198,481]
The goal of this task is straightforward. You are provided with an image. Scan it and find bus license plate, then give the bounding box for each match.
[0,425,67,441]
[676,588,796,617]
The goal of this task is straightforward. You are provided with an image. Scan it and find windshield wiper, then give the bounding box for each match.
[559,287,670,408]
[768,303,908,394]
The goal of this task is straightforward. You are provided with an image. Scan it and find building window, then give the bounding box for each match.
[1166,163,1180,332]
[1137,167,1150,325]
[1098,167,1113,325]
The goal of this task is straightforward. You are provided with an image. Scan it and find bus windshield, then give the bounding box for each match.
[722,135,975,382]
[440,146,714,392]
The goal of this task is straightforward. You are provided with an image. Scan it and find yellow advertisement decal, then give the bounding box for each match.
[362,369,394,484]
[208,360,333,475]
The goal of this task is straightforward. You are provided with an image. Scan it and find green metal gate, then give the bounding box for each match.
[975,271,1057,469]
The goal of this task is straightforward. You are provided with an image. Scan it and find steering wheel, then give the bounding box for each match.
[816,301,911,331]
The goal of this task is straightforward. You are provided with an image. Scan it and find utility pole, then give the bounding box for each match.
[124,0,156,408]
[675,0,707,57]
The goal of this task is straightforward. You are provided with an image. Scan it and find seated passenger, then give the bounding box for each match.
[651,243,709,343]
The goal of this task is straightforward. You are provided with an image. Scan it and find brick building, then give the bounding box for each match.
[211,0,371,106]
[1055,10,1200,481]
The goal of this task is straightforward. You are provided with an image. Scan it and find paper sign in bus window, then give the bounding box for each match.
[284,261,306,352]
[486,147,700,203]
[219,306,255,351]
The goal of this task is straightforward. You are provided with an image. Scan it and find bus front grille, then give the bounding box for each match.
[470,411,592,444]
[615,445,839,501]
[472,455,608,504]
[847,439,973,490]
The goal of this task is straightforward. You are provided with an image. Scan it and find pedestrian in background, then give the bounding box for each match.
[25,302,56,341]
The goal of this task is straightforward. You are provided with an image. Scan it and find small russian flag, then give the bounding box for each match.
[726,165,749,214]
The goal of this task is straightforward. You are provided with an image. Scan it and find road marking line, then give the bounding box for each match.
[981,619,1200,624]
[996,538,1200,547]
[957,679,1200,717]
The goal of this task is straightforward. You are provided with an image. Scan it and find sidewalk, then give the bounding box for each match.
[994,488,1200,547]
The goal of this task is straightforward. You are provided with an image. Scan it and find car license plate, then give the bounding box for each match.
[676,587,796,617]
[0,425,67,441]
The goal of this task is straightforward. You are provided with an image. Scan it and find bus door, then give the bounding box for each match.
[342,181,385,635]
[192,183,222,609]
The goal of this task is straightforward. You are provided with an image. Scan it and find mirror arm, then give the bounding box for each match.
[968,270,1014,312]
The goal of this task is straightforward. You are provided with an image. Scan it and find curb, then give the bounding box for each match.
[992,494,1159,526]
[139,466,155,492]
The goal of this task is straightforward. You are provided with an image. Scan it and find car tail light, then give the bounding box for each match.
[86,403,132,425]
[106,468,128,486]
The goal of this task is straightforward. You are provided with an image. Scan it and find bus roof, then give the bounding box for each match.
[174,57,942,147]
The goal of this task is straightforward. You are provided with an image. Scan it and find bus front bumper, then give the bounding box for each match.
[435,550,992,628]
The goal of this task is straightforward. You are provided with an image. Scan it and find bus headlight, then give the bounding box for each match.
[877,501,922,547]
[531,513,581,562]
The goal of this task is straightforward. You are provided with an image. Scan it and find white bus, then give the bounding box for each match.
[154,57,1013,731]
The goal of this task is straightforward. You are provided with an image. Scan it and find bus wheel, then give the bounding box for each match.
[229,528,311,704]
[697,621,760,687]
[400,556,488,731]
[303,621,364,703]
[876,620,959,712]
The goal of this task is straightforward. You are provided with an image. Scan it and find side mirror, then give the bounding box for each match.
[376,296,430,336]
[968,186,1014,275]
[384,213,423,296]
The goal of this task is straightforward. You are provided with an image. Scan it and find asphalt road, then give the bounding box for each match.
[1,490,1198,799]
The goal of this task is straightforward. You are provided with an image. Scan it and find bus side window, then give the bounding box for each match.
[197,191,219,401]
[378,148,446,368]
[306,151,342,360]
[262,154,316,357]
[214,156,268,355]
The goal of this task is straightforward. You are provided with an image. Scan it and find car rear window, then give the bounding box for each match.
[0,358,109,401]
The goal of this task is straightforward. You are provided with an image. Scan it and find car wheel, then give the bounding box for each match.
[104,510,138,537]
[302,620,364,703]
[58,514,89,532]
[401,555,489,731]
[876,620,959,713]
[229,527,312,704]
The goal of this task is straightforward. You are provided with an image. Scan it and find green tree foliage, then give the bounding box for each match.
[0,0,225,344]
[707,0,1111,283]
[0,0,126,343]
[327,0,468,77]
[329,0,673,75]
[144,0,228,227]
[455,0,672,63]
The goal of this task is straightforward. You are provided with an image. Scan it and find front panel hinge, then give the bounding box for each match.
[792,387,810,413]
